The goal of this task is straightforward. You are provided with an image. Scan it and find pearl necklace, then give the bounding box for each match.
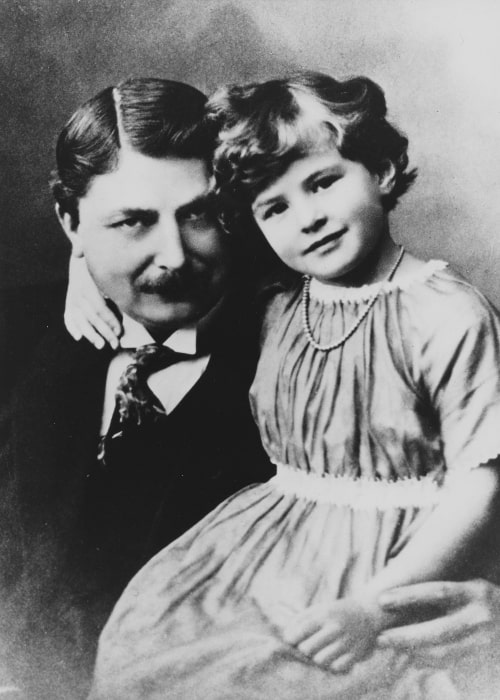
[301,246,406,352]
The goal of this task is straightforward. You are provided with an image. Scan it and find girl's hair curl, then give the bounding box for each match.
[207,72,416,228]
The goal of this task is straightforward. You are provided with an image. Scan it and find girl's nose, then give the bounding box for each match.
[301,214,328,235]
[153,219,186,270]
[297,198,327,234]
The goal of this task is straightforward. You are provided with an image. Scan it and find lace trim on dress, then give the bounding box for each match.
[271,463,442,509]
[309,260,448,303]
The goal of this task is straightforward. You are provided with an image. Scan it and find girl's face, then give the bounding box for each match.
[251,147,394,285]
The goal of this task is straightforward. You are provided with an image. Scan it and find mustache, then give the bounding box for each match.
[136,265,208,300]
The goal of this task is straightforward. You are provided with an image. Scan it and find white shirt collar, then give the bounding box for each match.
[119,314,198,355]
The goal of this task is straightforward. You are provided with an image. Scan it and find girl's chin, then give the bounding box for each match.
[305,263,361,287]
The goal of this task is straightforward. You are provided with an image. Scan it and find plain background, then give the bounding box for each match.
[1,0,499,304]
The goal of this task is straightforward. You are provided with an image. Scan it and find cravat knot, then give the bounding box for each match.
[115,343,189,427]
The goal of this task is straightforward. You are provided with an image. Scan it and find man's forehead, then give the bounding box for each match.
[82,151,211,214]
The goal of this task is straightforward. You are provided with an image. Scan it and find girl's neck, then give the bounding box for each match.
[330,235,401,289]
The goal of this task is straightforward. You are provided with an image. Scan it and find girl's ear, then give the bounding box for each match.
[55,203,84,258]
[378,160,397,195]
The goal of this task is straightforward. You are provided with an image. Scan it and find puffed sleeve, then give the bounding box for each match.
[420,280,500,475]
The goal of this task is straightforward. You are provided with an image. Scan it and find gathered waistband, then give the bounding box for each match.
[270,463,442,510]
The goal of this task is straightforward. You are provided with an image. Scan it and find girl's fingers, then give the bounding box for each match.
[85,290,122,337]
[282,618,320,646]
[311,640,348,668]
[66,254,122,341]
[296,627,342,658]
[329,652,356,674]
[283,605,342,646]
[70,309,105,349]
[64,311,82,341]
[80,299,120,349]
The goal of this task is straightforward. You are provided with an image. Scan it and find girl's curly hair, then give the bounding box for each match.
[207,71,417,229]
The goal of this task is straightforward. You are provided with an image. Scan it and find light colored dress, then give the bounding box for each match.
[90,262,500,700]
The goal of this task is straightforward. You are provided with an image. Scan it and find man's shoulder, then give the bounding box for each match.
[0,279,66,325]
[0,297,112,459]
[0,282,65,399]
[0,281,112,406]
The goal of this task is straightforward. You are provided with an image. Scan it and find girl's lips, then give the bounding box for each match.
[305,228,347,254]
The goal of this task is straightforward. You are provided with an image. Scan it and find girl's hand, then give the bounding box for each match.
[65,255,122,349]
[282,598,381,674]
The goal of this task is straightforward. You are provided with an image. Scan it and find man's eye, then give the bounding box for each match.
[111,218,139,230]
[109,213,156,231]
[180,205,216,227]
[183,210,207,222]
[110,217,142,231]
[261,202,288,221]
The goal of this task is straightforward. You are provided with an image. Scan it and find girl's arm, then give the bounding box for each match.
[65,255,122,349]
[363,463,500,599]
[286,296,500,673]
[283,463,500,672]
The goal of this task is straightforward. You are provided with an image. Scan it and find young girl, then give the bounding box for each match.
[76,73,500,699]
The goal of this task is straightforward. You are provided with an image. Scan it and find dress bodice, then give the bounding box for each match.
[250,261,500,489]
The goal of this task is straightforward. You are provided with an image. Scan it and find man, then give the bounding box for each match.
[0,77,272,699]
[375,579,500,697]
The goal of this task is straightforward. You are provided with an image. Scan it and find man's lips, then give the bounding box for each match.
[304,228,347,254]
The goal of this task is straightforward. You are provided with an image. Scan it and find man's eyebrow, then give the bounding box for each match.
[176,193,212,217]
[105,207,156,220]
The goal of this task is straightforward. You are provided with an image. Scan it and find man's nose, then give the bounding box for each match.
[152,219,186,270]
[298,199,327,234]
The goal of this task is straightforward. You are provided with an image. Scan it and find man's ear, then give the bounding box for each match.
[55,203,84,258]
[378,160,397,196]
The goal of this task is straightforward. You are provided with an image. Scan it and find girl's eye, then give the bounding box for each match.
[261,201,288,221]
[312,174,339,193]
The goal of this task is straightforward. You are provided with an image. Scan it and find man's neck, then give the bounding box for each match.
[120,294,228,353]
[118,318,197,356]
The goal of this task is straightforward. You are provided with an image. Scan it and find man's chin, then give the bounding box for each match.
[128,298,208,333]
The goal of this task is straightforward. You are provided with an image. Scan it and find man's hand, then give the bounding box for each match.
[376,580,500,667]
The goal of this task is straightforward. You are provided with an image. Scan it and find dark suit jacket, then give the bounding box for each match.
[0,286,273,699]
[0,282,66,411]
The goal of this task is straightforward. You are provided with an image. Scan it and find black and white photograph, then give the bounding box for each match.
[1,1,500,698]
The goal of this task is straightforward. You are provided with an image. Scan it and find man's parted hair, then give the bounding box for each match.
[51,77,215,227]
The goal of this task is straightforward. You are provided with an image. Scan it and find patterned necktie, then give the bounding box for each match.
[98,343,190,463]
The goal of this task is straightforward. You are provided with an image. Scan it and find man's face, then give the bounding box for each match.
[63,149,230,336]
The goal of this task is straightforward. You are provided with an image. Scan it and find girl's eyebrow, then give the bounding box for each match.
[253,164,344,214]
[303,165,342,187]
[252,194,282,214]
